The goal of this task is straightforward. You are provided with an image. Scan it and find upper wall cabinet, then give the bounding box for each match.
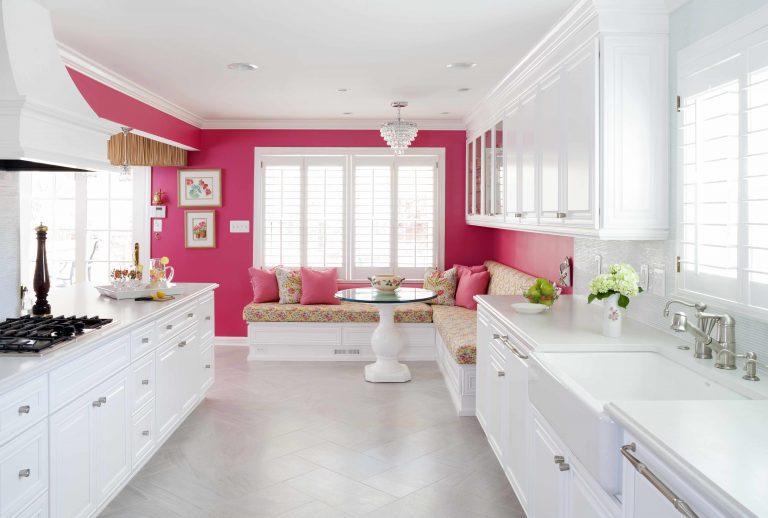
[465,0,670,240]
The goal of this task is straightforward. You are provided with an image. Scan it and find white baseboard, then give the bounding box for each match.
[215,336,248,346]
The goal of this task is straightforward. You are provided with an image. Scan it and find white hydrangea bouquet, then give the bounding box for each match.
[587,263,643,337]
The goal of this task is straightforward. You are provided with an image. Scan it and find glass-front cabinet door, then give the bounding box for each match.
[466,140,474,216]
[538,72,564,224]
[493,121,504,218]
[474,135,482,214]
[519,94,538,223]
[505,105,521,221]
[484,129,493,215]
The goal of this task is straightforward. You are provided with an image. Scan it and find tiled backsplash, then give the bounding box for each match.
[574,237,768,365]
[0,172,19,318]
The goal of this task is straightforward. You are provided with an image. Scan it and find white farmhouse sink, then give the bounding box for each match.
[528,350,746,495]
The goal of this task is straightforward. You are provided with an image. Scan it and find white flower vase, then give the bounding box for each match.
[602,293,623,337]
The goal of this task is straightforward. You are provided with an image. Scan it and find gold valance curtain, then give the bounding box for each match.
[108,131,187,167]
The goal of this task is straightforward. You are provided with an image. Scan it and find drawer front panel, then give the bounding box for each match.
[198,294,214,339]
[131,403,155,468]
[13,491,48,518]
[50,336,130,411]
[130,354,155,413]
[130,322,156,360]
[0,421,48,517]
[158,304,197,344]
[0,376,48,446]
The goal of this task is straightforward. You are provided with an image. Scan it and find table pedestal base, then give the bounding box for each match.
[366,303,411,383]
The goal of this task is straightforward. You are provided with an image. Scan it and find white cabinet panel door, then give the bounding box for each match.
[179,333,200,415]
[520,95,538,223]
[155,341,181,440]
[93,372,131,503]
[504,105,521,220]
[502,341,530,510]
[569,464,613,518]
[531,416,566,518]
[50,398,93,518]
[538,73,563,222]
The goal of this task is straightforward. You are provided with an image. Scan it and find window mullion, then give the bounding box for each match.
[300,159,308,268]
[738,59,749,304]
[390,162,397,275]
[74,173,87,284]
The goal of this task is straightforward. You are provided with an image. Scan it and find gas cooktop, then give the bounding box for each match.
[0,315,114,355]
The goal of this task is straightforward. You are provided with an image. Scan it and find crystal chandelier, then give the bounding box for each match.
[380,101,418,155]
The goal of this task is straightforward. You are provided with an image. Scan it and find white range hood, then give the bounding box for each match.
[0,0,119,171]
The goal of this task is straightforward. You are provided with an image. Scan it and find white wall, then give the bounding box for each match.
[573,0,768,362]
[0,171,19,318]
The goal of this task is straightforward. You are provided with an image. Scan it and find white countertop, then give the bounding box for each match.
[606,400,768,518]
[476,294,768,517]
[0,283,217,391]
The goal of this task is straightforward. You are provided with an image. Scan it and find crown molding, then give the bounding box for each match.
[58,42,203,128]
[666,0,691,12]
[200,118,466,131]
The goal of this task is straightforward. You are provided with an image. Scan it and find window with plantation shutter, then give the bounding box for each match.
[677,13,768,314]
[256,149,443,281]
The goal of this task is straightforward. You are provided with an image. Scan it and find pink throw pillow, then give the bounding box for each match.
[454,264,487,280]
[455,270,491,310]
[300,267,340,305]
[248,267,279,303]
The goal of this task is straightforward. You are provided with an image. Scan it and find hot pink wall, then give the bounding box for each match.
[68,68,201,150]
[491,229,574,292]
[151,129,496,337]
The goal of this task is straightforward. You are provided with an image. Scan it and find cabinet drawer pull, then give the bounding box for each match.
[187,313,194,318]
[554,455,564,464]
[556,212,566,218]
[178,340,187,348]
[18,468,31,478]
[141,337,149,344]
[621,443,698,518]
[492,333,529,360]
[205,364,211,369]
[92,400,102,407]
[558,463,570,471]
[141,379,150,385]
[205,316,211,321]
[92,396,107,407]
[18,405,31,415]
[166,324,173,330]
[496,369,505,377]
[142,430,150,436]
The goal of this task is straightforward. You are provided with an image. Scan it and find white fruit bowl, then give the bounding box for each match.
[511,302,549,314]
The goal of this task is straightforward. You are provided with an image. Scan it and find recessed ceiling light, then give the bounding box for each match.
[440,111,451,115]
[447,62,477,69]
[342,112,353,115]
[336,88,349,93]
[227,62,258,71]
[458,88,471,92]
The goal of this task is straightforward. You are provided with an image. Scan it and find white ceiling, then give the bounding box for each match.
[39,0,574,125]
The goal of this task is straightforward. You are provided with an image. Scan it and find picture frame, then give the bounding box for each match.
[184,210,216,248]
[178,168,222,207]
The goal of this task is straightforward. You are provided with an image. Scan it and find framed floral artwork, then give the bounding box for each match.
[184,210,216,248]
[178,169,222,207]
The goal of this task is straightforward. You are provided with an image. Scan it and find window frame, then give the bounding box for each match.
[253,147,445,281]
[674,6,768,321]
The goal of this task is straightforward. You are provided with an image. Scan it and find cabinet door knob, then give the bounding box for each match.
[141,379,150,385]
[141,337,149,344]
[205,364,211,369]
[559,463,570,471]
[205,316,211,321]
[179,340,187,348]
[18,405,30,415]
[92,400,102,407]
[187,313,194,318]
[556,212,567,219]
[554,455,565,464]
[166,324,173,330]
[496,370,505,377]
[18,468,31,478]
[142,430,150,436]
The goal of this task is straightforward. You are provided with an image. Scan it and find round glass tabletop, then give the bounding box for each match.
[335,287,437,304]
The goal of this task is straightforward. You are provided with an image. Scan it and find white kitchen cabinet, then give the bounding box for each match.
[155,340,182,441]
[501,333,530,511]
[530,414,567,518]
[0,422,47,518]
[200,345,214,393]
[466,1,669,240]
[92,373,131,504]
[179,332,201,415]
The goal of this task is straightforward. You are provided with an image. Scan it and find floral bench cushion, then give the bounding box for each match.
[242,301,433,324]
[432,305,477,365]
[484,260,537,296]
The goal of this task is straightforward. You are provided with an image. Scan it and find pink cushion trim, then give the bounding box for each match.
[299,267,341,305]
[455,270,491,310]
[248,267,279,303]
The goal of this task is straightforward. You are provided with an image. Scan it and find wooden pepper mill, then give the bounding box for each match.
[32,222,51,316]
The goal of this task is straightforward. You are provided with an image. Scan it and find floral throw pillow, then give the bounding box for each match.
[275,268,302,304]
[423,267,458,305]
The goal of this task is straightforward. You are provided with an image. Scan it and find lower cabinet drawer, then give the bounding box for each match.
[0,376,48,446]
[0,421,48,517]
[198,295,214,339]
[12,491,47,518]
[200,345,214,392]
[158,304,197,343]
[130,354,155,414]
[131,403,155,468]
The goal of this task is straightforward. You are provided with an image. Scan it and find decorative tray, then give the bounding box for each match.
[95,285,184,300]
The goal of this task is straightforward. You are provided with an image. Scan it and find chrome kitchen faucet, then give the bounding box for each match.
[664,299,737,370]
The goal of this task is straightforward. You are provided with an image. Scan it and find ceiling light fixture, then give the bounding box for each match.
[458,87,471,92]
[446,62,477,69]
[336,88,349,93]
[343,112,353,115]
[380,101,418,155]
[440,111,451,115]
[227,62,259,71]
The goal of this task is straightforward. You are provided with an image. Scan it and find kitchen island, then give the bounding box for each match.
[0,282,217,518]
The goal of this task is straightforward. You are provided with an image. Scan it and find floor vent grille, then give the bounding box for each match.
[334,348,360,355]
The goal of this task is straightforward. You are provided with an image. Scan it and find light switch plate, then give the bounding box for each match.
[230,220,250,233]
[153,219,163,232]
[651,267,666,296]
[639,264,649,291]
[150,205,167,218]
[593,254,602,277]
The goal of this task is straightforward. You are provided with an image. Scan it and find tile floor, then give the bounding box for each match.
[101,346,525,518]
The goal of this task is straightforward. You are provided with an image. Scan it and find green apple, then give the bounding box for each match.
[540,283,555,297]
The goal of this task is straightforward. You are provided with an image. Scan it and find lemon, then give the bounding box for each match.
[156,291,166,299]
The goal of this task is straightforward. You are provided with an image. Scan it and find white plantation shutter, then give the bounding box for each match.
[263,159,301,267]
[353,162,392,276]
[306,159,345,269]
[678,19,768,312]
[397,161,436,277]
